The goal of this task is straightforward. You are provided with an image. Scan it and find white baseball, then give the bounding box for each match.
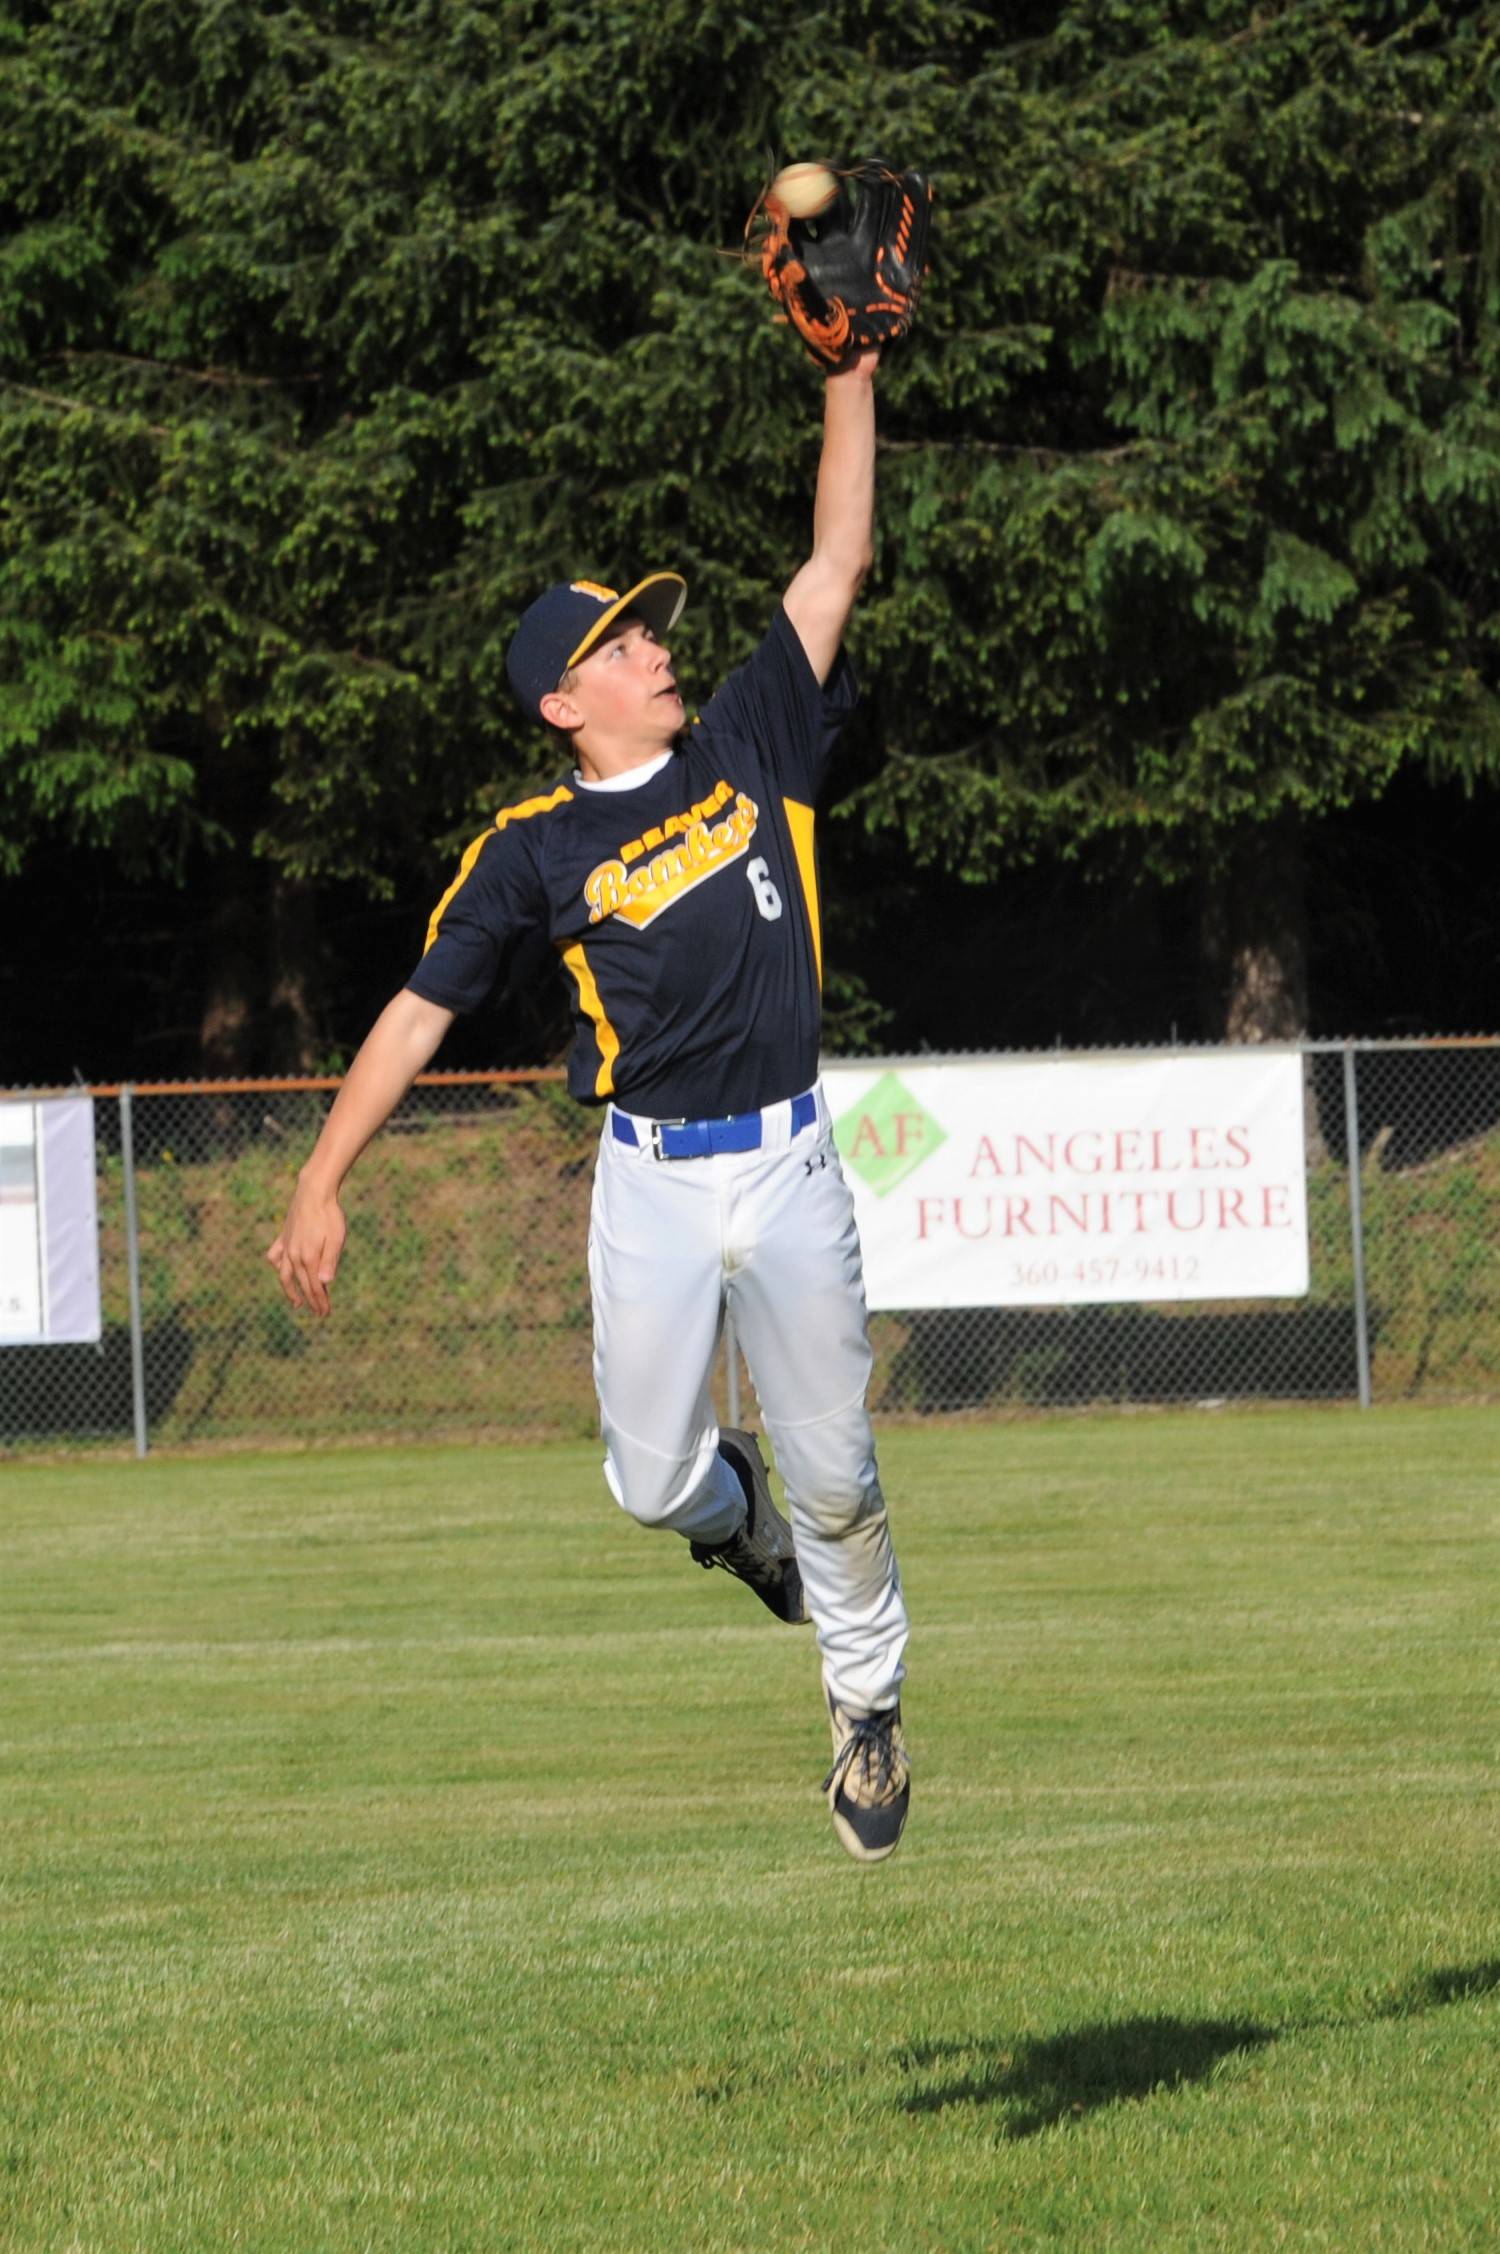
[768,162,839,220]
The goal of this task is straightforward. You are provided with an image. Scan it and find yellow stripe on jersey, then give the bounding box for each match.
[783,797,822,988]
[423,785,574,954]
[561,939,620,1097]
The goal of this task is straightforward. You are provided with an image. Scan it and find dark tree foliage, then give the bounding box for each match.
[1,0,1496,1071]
[853,2,1500,1037]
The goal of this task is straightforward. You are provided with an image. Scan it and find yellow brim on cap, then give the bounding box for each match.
[564,571,688,671]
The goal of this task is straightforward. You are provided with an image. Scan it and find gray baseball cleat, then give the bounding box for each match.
[689,1427,808,1625]
[824,1694,910,1863]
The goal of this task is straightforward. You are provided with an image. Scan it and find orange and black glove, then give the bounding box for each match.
[755,158,934,371]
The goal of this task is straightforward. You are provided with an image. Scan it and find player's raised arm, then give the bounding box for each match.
[782,350,878,685]
[755,157,932,685]
[266,986,454,1317]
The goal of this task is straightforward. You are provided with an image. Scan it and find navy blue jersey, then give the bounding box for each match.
[407,606,857,1117]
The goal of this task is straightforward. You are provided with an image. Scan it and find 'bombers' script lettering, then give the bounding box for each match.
[584,782,760,929]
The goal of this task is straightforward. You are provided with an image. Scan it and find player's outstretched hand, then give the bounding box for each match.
[266,1180,347,1319]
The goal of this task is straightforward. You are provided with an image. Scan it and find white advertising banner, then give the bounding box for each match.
[825,1055,1309,1311]
[0,1096,102,1345]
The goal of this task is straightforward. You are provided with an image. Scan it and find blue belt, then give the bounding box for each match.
[612,1090,817,1160]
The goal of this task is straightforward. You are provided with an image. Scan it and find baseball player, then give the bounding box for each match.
[268,164,930,1861]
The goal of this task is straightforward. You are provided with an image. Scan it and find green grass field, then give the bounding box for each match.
[3,1410,1496,2251]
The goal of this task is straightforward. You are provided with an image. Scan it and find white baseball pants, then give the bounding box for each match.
[587,1082,908,1716]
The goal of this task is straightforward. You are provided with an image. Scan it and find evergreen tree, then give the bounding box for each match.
[851,0,1500,1034]
[1,1,1495,1066]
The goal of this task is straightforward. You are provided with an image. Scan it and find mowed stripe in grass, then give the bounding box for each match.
[2,1408,1496,2251]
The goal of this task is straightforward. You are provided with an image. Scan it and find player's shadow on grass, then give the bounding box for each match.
[899,2015,1274,2138]
[897,1960,1500,2139]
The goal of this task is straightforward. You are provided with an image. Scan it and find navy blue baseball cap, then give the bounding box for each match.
[506,571,688,723]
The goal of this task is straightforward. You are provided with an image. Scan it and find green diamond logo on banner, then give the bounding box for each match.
[832,1072,946,1197]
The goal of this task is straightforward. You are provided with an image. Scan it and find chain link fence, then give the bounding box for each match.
[3,1038,1498,1455]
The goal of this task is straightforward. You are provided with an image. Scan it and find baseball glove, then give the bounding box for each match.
[754,158,933,370]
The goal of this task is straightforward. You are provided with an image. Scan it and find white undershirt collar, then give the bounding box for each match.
[573,748,675,794]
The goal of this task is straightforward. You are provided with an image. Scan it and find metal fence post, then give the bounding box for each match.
[1341,1043,1372,1410]
[119,1086,149,1457]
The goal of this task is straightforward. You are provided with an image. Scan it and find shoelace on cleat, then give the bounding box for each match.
[692,1528,776,1588]
[824,1713,905,1807]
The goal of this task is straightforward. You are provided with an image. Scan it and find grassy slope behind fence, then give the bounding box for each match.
[2,1411,1496,2251]
[101,1087,604,1445]
[32,1090,1500,1445]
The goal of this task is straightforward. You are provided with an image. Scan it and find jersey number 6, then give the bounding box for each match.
[747,857,783,921]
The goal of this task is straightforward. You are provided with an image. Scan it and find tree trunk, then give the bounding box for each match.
[267,874,323,1073]
[1199,811,1329,1162]
[199,887,259,1075]
[1199,811,1308,1042]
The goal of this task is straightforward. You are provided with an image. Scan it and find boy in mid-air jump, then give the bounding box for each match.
[268,162,931,1860]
